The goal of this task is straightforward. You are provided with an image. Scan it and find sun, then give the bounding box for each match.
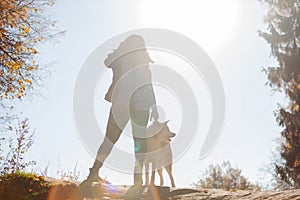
[138,0,240,53]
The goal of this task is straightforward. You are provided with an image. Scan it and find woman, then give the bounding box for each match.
[86,35,159,185]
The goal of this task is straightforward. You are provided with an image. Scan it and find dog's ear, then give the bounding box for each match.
[164,120,170,124]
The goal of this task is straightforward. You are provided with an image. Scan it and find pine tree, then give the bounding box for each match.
[259,0,300,188]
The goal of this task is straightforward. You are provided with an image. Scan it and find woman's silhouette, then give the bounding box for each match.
[86,35,159,185]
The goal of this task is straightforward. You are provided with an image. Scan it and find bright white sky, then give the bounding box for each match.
[15,0,284,187]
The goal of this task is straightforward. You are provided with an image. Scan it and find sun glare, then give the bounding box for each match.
[138,0,240,52]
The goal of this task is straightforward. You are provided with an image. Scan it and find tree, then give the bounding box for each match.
[259,0,300,188]
[0,0,61,102]
[0,0,63,126]
[0,0,62,174]
[193,161,259,190]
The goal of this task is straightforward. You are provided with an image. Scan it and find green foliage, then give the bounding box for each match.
[193,161,260,191]
[0,172,50,200]
[259,0,300,189]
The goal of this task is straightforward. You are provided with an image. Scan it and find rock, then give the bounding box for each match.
[21,177,300,199]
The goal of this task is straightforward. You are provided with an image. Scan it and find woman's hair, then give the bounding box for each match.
[104,34,154,67]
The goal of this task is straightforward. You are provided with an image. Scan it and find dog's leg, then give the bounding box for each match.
[150,169,155,186]
[165,164,175,187]
[157,167,164,186]
[145,172,149,186]
[145,161,149,186]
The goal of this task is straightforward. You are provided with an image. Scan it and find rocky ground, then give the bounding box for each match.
[44,178,300,200]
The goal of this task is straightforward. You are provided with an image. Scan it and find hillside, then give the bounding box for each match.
[47,181,300,199]
[1,174,300,199]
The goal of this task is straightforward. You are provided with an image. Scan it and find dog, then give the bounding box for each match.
[144,120,176,187]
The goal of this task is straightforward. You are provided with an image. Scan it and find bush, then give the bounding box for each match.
[193,161,261,191]
[0,172,50,200]
[0,118,36,175]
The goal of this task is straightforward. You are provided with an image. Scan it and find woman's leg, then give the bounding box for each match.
[88,106,129,181]
[130,108,150,185]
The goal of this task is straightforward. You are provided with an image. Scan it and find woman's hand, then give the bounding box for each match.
[151,106,159,121]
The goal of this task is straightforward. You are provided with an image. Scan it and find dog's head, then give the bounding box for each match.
[147,120,176,146]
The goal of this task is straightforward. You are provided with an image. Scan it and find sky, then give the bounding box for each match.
[9,0,286,187]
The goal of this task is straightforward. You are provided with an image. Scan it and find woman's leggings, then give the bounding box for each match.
[91,104,149,185]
